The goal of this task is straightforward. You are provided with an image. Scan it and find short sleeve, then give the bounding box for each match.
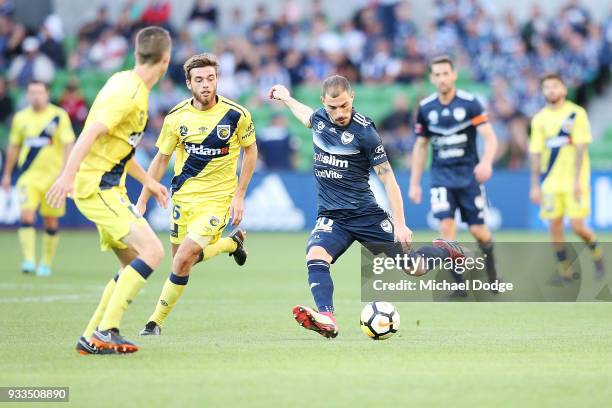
[91,96,133,132]
[571,108,592,145]
[470,99,488,127]
[155,116,179,155]
[58,111,76,144]
[528,115,544,154]
[8,113,23,145]
[237,110,256,147]
[414,107,430,138]
[362,126,388,166]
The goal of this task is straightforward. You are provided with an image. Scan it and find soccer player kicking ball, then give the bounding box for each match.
[136,53,257,336]
[409,55,500,295]
[270,76,464,339]
[2,81,75,276]
[46,27,172,354]
[529,73,605,281]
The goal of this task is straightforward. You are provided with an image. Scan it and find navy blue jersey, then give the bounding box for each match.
[309,107,388,218]
[415,89,487,188]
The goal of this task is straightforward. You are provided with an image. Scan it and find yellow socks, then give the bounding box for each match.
[149,273,189,326]
[83,274,118,338]
[18,225,36,264]
[98,259,153,331]
[203,237,237,261]
[41,229,59,266]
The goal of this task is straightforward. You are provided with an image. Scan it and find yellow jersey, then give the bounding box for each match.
[74,70,149,198]
[9,104,75,186]
[156,95,256,202]
[529,101,591,194]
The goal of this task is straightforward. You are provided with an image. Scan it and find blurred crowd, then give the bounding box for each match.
[0,0,610,171]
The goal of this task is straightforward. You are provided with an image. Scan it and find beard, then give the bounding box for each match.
[545,95,562,105]
[192,88,216,107]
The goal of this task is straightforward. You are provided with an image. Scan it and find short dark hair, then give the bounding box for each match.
[183,53,219,80]
[540,72,565,85]
[135,26,171,65]
[322,75,351,97]
[430,55,454,72]
[27,79,49,90]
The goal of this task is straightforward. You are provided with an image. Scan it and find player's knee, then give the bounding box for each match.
[20,212,35,225]
[306,246,332,263]
[470,225,490,242]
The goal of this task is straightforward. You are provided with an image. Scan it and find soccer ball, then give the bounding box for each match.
[360,301,400,340]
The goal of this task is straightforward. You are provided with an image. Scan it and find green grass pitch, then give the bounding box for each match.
[1,230,612,407]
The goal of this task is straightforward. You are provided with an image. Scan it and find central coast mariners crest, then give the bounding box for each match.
[217,124,231,140]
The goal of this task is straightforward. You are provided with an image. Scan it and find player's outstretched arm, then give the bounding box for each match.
[374,161,413,249]
[136,151,172,215]
[230,142,258,226]
[127,157,168,209]
[1,144,19,192]
[529,153,541,204]
[474,123,498,183]
[409,137,429,204]
[46,121,107,208]
[269,84,314,128]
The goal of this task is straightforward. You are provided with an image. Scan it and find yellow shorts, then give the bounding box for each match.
[75,188,148,251]
[17,178,65,218]
[540,191,590,220]
[170,197,231,248]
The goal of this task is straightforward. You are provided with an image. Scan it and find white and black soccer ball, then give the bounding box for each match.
[360,301,400,340]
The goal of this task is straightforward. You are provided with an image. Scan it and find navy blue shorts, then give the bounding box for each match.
[429,182,486,226]
[306,211,403,263]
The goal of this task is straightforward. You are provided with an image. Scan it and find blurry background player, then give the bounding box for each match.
[270,75,465,339]
[1,80,75,276]
[46,26,172,354]
[409,55,499,295]
[529,73,605,282]
[136,53,257,336]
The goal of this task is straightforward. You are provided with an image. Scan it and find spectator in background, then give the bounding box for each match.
[88,28,128,72]
[141,0,172,30]
[257,59,290,102]
[0,0,13,17]
[257,114,297,170]
[78,6,110,42]
[67,37,93,71]
[380,94,413,168]
[8,37,54,87]
[58,77,88,134]
[0,76,13,124]
[188,0,218,39]
[149,77,187,118]
[38,24,65,68]
[0,15,25,64]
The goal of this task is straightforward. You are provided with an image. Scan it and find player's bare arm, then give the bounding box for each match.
[46,121,107,208]
[230,142,258,226]
[126,157,168,210]
[136,151,172,214]
[529,153,541,204]
[409,137,429,204]
[374,161,413,248]
[269,84,314,128]
[573,144,586,199]
[1,143,19,192]
[474,122,498,183]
